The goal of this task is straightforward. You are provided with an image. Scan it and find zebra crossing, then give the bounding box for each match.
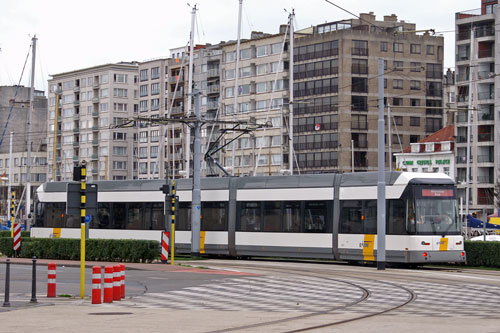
[104,274,500,319]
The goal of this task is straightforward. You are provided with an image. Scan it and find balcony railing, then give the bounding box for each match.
[478,92,494,100]
[456,114,468,123]
[207,101,219,110]
[207,85,220,94]
[170,106,183,114]
[456,95,469,103]
[207,68,220,77]
[478,49,494,58]
[477,176,493,184]
[478,133,494,142]
[477,155,494,163]
[353,140,368,148]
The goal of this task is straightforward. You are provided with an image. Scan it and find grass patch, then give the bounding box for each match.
[58,294,72,298]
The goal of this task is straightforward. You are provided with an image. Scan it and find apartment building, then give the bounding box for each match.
[220,30,290,176]
[47,62,139,181]
[455,0,498,214]
[292,13,444,173]
[137,58,168,179]
[0,85,47,216]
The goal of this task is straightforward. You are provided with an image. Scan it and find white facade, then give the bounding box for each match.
[395,141,454,178]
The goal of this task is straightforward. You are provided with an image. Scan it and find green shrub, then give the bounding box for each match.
[465,241,500,268]
[0,238,160,262]
[0,231,30,238]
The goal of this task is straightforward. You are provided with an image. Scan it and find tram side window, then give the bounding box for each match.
[96,203,111,229]
[127,203,143,229]
[304,201,328,233]
[176,202,191,231]
[239,202,261,231]
[283,201,301,232]
[112,203,127,229]
[44,202,66,228]
[144,202,164,230]
[364,200,377,233]
[340,200,363,233]
[263,202,281,231]
[202,202,227,231]
[387,200,407,234]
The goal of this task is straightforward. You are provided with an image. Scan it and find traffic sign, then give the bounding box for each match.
[85,215,92,223]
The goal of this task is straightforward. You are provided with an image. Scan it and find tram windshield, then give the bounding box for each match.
[410,186,460,235]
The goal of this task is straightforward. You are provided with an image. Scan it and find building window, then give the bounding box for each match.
[239,102,251,113]
[380,42,388,52]
[256,45,267,57]
[393,43,404,53]
[426,45,435,55]
[140,69,148,81]
[114,74,128,83]
[410,44,421,54]
[114,103,128,112]
[151,83,160,95]
[139,147,148,159]
[392,97,403,106]
[113,132,127,141]
[410,62,421,72]
[352,40,368,56]
[225,69,235,80]
[139,131,148,143]
[394,116,403,126]
[393,61,403,71]
[150,130,160,142]
[271,42,282,54]
[113,88,127,98]
[410,117,420,127]
[410,80,420,90]
[101,74,109,84]
[139,100,148,112]
[352,77,368,93]
[112,146,127,156]
[239,66,251,77]
[351,96,367,111]
[256,64,267,75]
[140,85,148,97]
[393,79,403,89]
[352,59,368,74]
[351,114,367,130]
[240,48,251,59]
[410,99,420,107]
[112,161,127,170]
[151,67,160,80]
[225,51,235,62]
[256,82,267,93]
[151,98,160,111]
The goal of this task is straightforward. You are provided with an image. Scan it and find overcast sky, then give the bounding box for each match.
[0,0,477,92]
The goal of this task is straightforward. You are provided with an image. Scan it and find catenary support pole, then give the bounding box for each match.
[288,9,294,175]
[26,35,37,228]
[3,258,10,307]
[387,104,392,171]
[191,90,201,257]
[7,131,13,234]
[231,0,243,175]
[377,58,386,270]
[466,28,474,228]
[185,4,197,179]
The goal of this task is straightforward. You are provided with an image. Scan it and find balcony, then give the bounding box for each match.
[92,111,99,117]
[456,95,469,103]
[353,140,368,148]
[73,142,79,147]
[73,86,80,92]
[92,125,99,131]
[478,92,494,100]
[207,85,220,94]
[456,54,469,62]
[73,100,80,106]
[207,68,220,78]
[56,144,61,149]
[478,49,494,58]
[477,155,494,163]
[73,114,80,120]
[168,75,184,84]
[456,156,471,164]
[477,176,493,184]
[207,101,219,110]
[73,128,79,133]
[92,139,99,145]
[92,97,99,103]
[171,91,184,99]
[171,106,183,114]
[92,169,98,175]
[73,156,79,161]
[478,132,494,142]
[456,114,468,123]
[91,154,98,160]
[93,81,99,88]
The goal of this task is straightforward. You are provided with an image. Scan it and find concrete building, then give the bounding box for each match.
[455,0,498,214]
[443,68,456,126]
[47,62,139,181]
[292,13,444,173]
[220,30,290,176]
[0,85,47,217]
[395,125,455,178]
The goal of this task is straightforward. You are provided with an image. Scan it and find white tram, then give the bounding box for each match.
[32,172,466,264]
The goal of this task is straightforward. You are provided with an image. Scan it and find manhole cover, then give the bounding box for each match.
[89,312,133,316]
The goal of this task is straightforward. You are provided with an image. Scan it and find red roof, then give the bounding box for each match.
[402,125,454,153]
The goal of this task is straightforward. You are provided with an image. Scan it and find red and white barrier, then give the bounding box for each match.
[13,222,21,252]
[103,266,114,303]
[161,232,170,263]
[92,266,102,304]
[120,264,125,299]
[113,265,121,301]
[47,263,56,297]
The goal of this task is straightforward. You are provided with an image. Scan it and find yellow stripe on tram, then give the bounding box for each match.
[362,234,375,261]
[200,231,206,254]
[439,238,448,251]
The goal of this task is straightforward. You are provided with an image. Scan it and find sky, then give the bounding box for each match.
[0,0,477,93]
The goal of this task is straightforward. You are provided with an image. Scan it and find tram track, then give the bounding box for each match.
[204,263,417,332]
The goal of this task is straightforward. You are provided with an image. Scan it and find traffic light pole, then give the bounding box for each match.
[80,161,86,298]
[191,90,201,258]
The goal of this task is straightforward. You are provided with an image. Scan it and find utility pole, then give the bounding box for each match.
[231,0,243,175]
[377,58,386,270]
[465,28,474,224]
[7,132,13,235]
[185,5,197,179]
[351,139,354,172]
[52,92,59,181]
[191,90,202,257]
[26,35,37,223]
[288,9,295,175]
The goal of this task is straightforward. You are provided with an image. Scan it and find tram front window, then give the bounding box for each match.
[413,187,459,235]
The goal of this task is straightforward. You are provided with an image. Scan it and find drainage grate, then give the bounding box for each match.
[88,312,133,316]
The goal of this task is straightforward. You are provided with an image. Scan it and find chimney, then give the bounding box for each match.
[359,12,376,21]
[384,14,398,22]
